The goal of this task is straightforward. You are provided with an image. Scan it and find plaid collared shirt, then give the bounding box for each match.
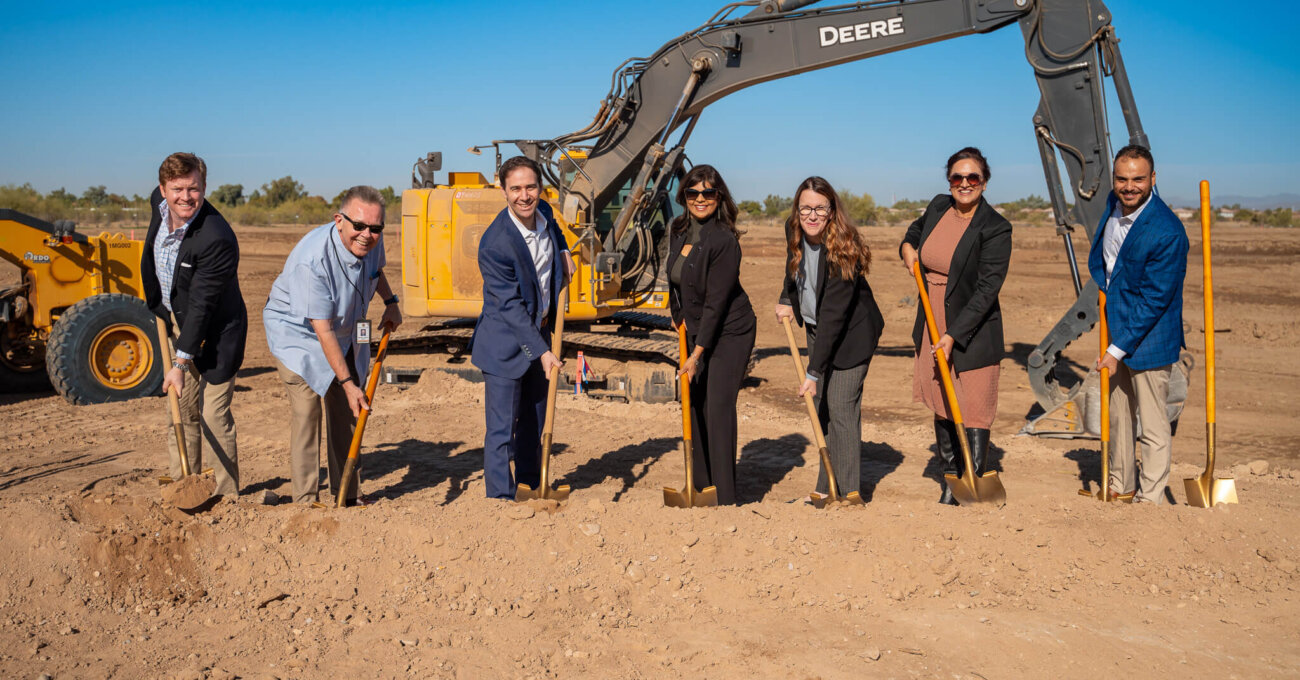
[154,199,195,360]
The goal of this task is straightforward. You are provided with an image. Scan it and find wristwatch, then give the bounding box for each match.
[172,359,187,370]
[383,295,399,306]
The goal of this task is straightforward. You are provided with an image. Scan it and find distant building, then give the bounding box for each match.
[1217,209,1236,220]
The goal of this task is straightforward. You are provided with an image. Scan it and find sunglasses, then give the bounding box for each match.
[684,188,720,200]
[948,173,984,187]
[340,212,384,234]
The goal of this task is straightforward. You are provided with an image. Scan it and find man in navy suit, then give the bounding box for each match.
[470,156,573,499]
[1088,144,1188,504]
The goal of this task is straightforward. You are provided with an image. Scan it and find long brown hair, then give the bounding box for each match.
[785,176,871,280]
[671,164,740,238]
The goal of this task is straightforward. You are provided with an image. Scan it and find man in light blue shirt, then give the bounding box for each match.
[264,185,402,505]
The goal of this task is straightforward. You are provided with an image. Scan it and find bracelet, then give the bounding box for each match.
[383,295,399,306]
[334,375,354,387]
[172,359,187,370]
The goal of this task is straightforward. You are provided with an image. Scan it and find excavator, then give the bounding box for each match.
[397,0,1189,434]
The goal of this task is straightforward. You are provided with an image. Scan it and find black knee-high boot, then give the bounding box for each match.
[934,418,959,505]
[965,428,991,476]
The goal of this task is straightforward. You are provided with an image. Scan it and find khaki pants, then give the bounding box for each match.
[1108,362,1173,504]
[166,362,239,497]
[275,358,359,505]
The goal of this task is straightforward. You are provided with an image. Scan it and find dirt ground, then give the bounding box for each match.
[2,216,1298,679]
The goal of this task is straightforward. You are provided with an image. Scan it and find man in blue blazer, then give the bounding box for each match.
[1088,144,1188,504]
[470,156,572,499]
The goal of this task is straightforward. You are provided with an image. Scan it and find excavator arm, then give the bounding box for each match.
[536,0,1147,431]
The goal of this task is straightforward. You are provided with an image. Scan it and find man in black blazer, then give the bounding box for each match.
[140,153,247,497]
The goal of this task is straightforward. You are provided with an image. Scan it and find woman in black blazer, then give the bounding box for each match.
[899,147,1012,504]
[775,176,884,499]
[667,164,757,506]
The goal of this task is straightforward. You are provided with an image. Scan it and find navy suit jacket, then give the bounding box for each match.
[1087,191,1188,371]
[469,201,567,379]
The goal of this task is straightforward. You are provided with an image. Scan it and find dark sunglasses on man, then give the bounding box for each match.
[340,212,385,234]
[684,188,721,200]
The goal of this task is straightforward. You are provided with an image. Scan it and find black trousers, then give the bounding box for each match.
[688,326,756,505]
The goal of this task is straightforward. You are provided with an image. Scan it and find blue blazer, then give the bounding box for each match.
[1087,191,1188,371]
[469,200,567,379]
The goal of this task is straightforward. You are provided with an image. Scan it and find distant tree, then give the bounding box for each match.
[892,198,928,211]
[737,200,763,217]
[210,183,245,206]
[763,194,792,218]
[1003,195,1050,211]
[380,186,399,206]
[82,185,109,207]
[47,187,76,205]
[837,189,878,225]
[256,176,307,207]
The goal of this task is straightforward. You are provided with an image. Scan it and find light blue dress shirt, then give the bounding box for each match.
[263,222,386,396]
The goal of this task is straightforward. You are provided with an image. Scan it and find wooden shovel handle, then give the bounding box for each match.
[781,317,828,451]
[155,316,190,477]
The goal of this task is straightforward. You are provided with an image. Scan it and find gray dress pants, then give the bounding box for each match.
[805,325,870,496]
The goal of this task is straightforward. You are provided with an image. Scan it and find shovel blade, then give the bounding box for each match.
[973,472,1007,507]
[515,483,571,503]
[843,491,865,506]
[692,486,718,507]
[809,492,831,509]
[1184,476,1238,508]
[810,490,865,509]
[944,473,979,506]
[663,487,690,508]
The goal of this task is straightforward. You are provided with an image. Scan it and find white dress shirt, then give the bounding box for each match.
[508,208,556,319]
[1101,192,1152,361]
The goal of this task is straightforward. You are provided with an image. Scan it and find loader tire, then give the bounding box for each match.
[46,294,163,405]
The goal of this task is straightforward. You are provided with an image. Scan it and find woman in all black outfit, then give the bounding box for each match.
[899,147,1012,504]
[775,176,885,499]
[666,164,757,506]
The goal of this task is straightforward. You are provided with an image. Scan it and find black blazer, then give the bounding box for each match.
[141,187,248,384]
[899,194,1012,372]
[667,218,756,350]
[779,231,885,379]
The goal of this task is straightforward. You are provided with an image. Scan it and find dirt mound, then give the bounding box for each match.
[159,474,216,510]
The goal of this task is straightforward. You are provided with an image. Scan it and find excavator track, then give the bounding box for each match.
[378,311,681,402]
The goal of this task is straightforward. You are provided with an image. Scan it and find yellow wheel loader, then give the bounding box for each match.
[0,209,162,404]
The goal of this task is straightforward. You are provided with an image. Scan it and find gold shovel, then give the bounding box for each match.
[1185,180,1237,508]
[1078,292,1133,502]
[516,288,571,503]
[781,316,864,508]
[334,329,392,508]
[663,323,718,508]
[155,316,216,511]
[913,263,1006,507]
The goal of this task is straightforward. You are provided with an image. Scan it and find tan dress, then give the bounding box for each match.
[912,208,1000,429]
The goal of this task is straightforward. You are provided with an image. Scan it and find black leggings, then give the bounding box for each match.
[688,327,756,505]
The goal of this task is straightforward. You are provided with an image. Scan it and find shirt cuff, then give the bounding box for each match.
[175,349,194,361]
[1105,344,1126,361]
[805,372,818,382]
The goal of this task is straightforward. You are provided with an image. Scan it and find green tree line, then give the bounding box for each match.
[0,177,402,227]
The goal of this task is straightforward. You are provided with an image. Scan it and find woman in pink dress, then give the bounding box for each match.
[899,147,1013,505]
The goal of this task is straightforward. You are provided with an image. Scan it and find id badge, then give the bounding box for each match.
[355,319,372,344]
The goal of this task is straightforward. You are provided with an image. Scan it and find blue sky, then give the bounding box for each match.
[1,0,1295,207]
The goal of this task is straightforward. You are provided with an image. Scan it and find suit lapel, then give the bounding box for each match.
[815,238,829,304]
[504,220,541,309]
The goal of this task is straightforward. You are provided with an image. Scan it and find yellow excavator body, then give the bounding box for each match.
[398,173,667,322]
